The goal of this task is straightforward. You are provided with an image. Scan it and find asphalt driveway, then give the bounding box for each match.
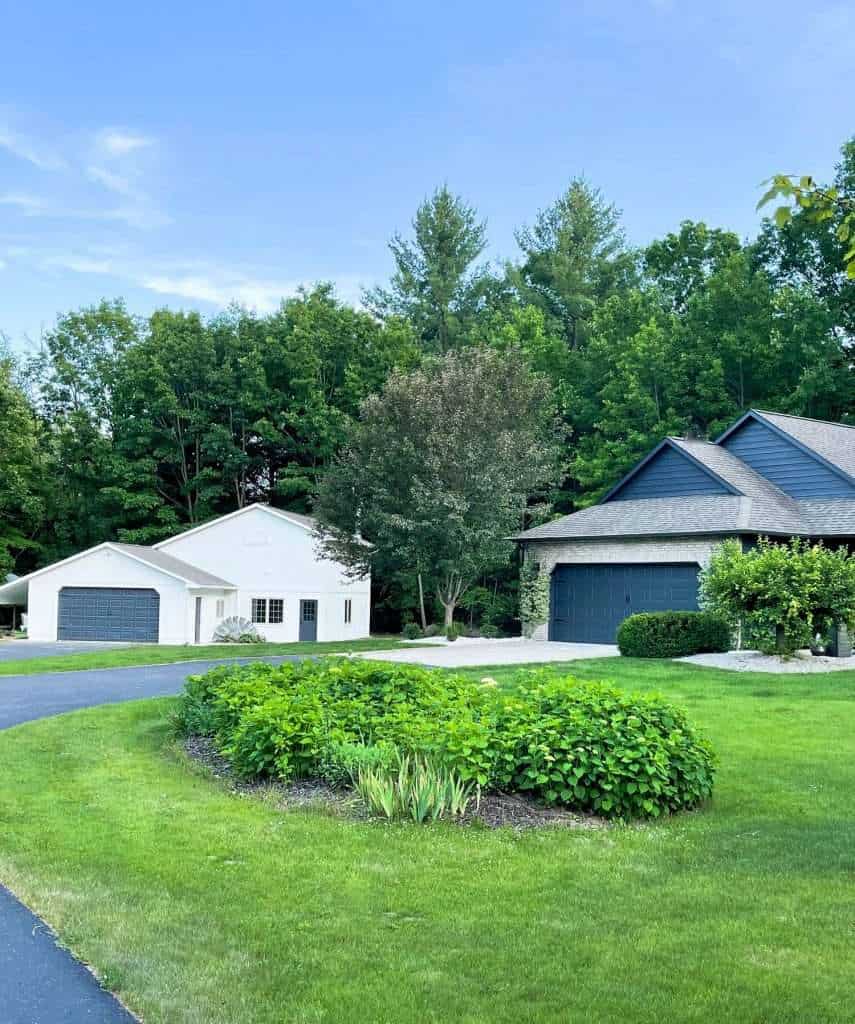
[0,654,302,1023]
[0,655,302,729]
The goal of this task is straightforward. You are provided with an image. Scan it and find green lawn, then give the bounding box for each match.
[1,658,855,1022]
[0,636,418,676]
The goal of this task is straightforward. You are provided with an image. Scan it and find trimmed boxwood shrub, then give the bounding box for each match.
[617,611,731,658]
[176,659,716,819]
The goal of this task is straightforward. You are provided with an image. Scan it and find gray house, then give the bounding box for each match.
[515,410,855,643]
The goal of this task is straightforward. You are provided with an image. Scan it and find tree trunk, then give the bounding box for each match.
[437,574,467,632]
[442,600,455,629]
[417,573,427,631]
[775,624,786,654]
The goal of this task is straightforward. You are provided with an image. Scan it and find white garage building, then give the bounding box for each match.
[0,504,371,645]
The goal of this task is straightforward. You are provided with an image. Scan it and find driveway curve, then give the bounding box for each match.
[0,655,303,1023]
[0,655,303,730]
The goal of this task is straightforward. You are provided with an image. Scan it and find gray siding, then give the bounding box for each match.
[608,445,730,502]
[722,418,855,499]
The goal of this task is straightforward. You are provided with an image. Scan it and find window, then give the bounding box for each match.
[216,599,225,618]
[251,598,267,624]
[344,599,352,624]
[269,598,284,624]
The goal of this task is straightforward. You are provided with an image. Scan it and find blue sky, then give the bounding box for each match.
[1,0,853,351]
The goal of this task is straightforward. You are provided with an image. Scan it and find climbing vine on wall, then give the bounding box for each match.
[519,558,551,638]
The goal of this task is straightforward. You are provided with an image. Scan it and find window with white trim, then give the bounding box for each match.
[216,599,225,618]
[251,598,267,623]
[344,598,352,624]
[269,598,284,624]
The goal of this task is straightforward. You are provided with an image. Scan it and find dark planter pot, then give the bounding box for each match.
[828,623,853,659]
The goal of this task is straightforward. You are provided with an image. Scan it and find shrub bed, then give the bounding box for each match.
[617,611,731,659]
[174,660,716,819]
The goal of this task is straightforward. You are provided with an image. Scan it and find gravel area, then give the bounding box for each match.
[182,736,604,831]
[679,649,855,673]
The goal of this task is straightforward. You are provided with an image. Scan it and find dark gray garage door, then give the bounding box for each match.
[57,587,160,642]
[550,563,699,644]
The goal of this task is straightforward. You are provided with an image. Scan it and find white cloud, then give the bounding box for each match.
[46,254,116,276]
[37,249,363,314]
[141,273,301,313]
[97,130,155,157]
[0,127,66,171]
[0,192,50,214]
[0,190,170,230]
[86,165,138,198]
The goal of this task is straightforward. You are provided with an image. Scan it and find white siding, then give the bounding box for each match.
[26,547,190,643]
[158,506,371,642]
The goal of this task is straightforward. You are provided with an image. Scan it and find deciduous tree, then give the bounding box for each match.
[314,347,563,628]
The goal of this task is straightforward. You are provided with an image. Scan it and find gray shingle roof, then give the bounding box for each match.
[111,544,235,587]
[516,410,855,545]
[797,500,855,537]
[513,495,810,541]
[754,410,855,480]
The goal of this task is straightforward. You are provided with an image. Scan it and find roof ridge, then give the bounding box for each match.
[754,408,855,430]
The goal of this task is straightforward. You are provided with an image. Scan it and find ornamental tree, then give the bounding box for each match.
[314,346,563,628]
[699,538,855,655]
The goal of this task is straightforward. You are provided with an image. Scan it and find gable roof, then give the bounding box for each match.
[716,410,855,486]
[667,437,800,505]
[154,503,316,551]
[514,494,811,542]
[109,544,234,587]
[601,438,742,503]
[0,542,234,606]
[516,408,855,545]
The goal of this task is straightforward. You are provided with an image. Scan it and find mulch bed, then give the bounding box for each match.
[183,736,605,831]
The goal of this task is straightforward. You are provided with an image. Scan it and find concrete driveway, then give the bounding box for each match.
[358,637,619,668]
[0,640,130,662]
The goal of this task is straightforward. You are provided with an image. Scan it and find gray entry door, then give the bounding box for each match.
[299,600,318,642]
[57,587,160,642]
[549,563,699,644]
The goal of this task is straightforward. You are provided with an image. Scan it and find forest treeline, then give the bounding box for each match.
[1,138,852,629]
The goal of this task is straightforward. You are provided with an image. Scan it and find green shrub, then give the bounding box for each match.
[491,675,716,818]
[172,663,280,736]
[479,624,502,639]
[617,611,731,658]
[401,622,423,639]
[700,538,855,655]
[178,659,715,819]
[423,624,440,638]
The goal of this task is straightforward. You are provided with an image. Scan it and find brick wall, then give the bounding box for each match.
[522,535,731,641]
